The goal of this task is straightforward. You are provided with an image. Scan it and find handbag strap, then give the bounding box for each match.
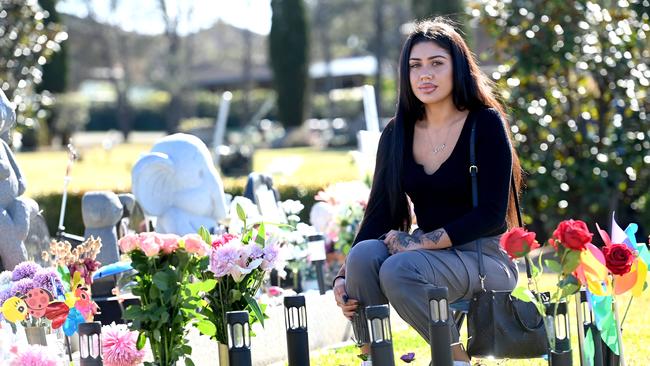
[470,116,532,291]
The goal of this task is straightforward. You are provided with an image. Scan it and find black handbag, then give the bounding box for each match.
[465,118,548,358]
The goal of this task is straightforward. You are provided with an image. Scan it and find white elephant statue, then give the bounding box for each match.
[0,89,29,270]
[132,133,228,235]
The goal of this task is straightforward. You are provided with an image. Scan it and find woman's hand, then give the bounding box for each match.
[383,230,424,254]
[333,277,358,320]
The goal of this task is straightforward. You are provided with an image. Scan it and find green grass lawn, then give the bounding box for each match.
[15,144,360,197]
[309,274,650,366]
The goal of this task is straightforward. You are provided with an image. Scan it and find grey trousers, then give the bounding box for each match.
[345,236,518,344]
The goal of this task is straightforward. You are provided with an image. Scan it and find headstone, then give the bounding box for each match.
[132,133,228,235]
[23,198,50,266]
[82,191,124,266]
[0,90,29,270]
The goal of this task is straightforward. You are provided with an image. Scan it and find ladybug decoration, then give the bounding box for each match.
[21,288,54,318]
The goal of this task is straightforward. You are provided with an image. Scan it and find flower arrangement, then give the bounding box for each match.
[314,181,370,255]
[102,323,147,366]
[501,215,649,363]
[42,237,102,286]
[118,232,210,366]
[196,204,285,345]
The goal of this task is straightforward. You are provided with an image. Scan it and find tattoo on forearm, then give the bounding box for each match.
[424,229,444,245]
[396,232,419,248]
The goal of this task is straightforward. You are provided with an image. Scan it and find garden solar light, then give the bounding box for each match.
[284,295,310,365]
[427,286,452,366]
[365,304,395,366]
[227,311,252,366]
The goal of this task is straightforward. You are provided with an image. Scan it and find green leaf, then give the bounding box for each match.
[122,305,143,320]
[243,293,265,327]
[196,319,217,337]
[136,332,146,350]
[559,274,581,298]
[153,271,173,291]
[511,287,536,303]
[255,222,266,246]
[230,289,242,302]
[236,203,247,222]
[185,356,196,366]
[57,265,71,291]
[198,226,212,246]
[562,250,581,274]
[544,259,562,273]
[188,279,217,295]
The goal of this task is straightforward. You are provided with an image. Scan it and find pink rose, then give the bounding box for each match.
[118,234,140,253]
[183,234,209,256]
[212,233,237,248]
[138,233,161,257]
[159,234,180,254]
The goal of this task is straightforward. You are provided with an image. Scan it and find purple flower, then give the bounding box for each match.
[261,242,281,271]
[0,287,13,306]
[11,278,36,296]
[400,352,415,363]
[11,261,42,281]
[33,268,65,297]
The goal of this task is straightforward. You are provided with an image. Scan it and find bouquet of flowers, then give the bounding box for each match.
[314,181,370,255]
[118,232,210,366]
[501,215,649,363]
[196,204,285,344]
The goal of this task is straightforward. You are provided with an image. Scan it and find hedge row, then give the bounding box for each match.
[33,182,322,237]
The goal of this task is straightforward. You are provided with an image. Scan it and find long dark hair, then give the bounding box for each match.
[363,18,523,233]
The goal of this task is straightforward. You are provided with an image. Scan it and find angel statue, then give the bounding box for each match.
[132,133,228,235]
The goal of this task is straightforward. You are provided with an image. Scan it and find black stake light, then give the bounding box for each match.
[365,304,395,366]
[78,322,102,366]
[427,287,453,366]
[307,234,327,294]
[548,300,573,366]
[226,311,252,366]
[284,295,310,365]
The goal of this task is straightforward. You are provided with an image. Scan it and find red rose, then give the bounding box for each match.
[602,243,636,276]
[500,227,540,259]
[552,220,593,251]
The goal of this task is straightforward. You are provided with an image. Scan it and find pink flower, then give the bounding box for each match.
[102,323,146,366]
[159,234,180,254]
[183,234,210,256]
[138,232,161,257]
[268,286,283,297]
[118,234,140,253]
[10,344,61,366]
[209,241,262,282]
[212,233,237,248]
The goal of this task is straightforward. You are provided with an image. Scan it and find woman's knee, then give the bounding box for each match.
[378,253,421,297]
[345,239,389,277]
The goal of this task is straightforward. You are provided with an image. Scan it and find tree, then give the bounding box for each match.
[37,0,67,94]
[269,0,309,128]
[411,0,465,21]
[0,1,65,146]
[156,0,195,134]
[83,0,134,141]
[471,1,650,236]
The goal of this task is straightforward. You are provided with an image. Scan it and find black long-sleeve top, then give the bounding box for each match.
[354,107,513,246]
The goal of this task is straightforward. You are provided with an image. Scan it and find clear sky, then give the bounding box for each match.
[56,0,272,35]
